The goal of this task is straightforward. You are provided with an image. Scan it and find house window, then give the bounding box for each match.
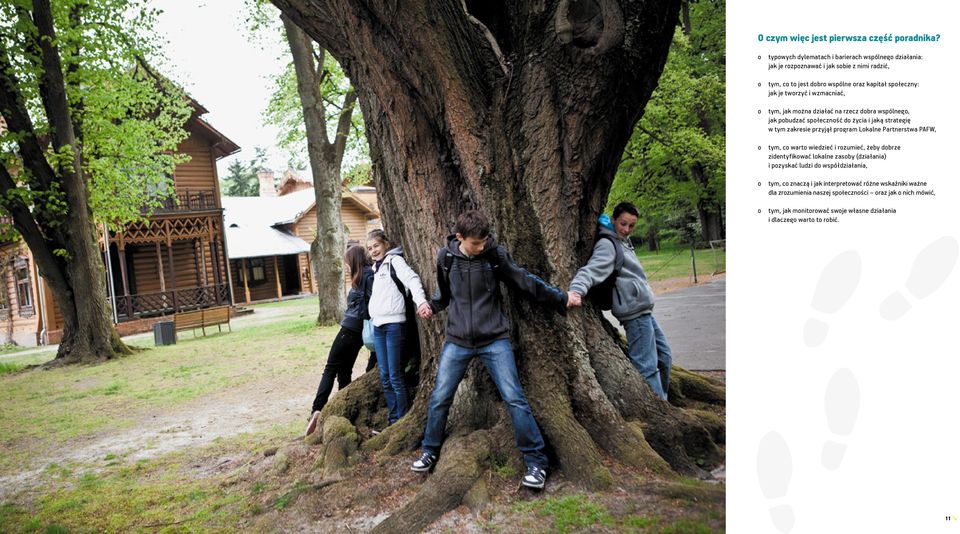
[14,257,33,318]
[248,258,266,285]
[0,271,8,321]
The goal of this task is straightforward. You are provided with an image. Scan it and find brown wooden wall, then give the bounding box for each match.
[124,238,224,295]
[297,252,315,293]
[230,256,290,303]
[173,132,218,196]
[42,278,62,337]
[291,203,371,248]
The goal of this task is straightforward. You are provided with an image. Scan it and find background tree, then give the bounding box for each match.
[273,0,725,530]
[0,0,191,363]
[249,0,368,325]
[220,146,268,197]
[607,0,725,244]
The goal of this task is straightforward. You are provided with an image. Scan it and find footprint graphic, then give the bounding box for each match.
[757,431,795,533]
[880,236,959,320]
[821,368,860,470]
[803,251,862,347]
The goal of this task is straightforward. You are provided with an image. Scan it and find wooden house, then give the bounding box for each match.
[223,169,380,304]
[98,103,240,335]
[0,239,49,347]
[0,102,239,346]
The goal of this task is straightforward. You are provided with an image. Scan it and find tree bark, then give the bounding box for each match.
[0,0,129,364]
[272,0,721,527]
[282,16,357,325]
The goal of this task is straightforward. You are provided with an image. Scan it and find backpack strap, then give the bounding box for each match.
[597,235,624,276]
[440,249,455,283]
[387,259,408,296]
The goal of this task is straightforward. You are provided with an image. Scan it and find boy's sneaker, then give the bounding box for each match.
[304,411,321,437]
[521,466,547,489]
[411,452,437,472]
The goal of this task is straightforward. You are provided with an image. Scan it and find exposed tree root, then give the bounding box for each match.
[371,430,492,534]
[313,416,360,477]
[577,313,724,474]
[562,324,672,475]
[361,380,430,454]
[686,409,725,445]
[670,367,725,406]
[516,325,614,489]
[318,370,386,429]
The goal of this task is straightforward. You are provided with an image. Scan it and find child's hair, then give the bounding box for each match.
[345,245,370,289]
[367,228,392,248]
[612,202,640,220]
[454,210,490,239]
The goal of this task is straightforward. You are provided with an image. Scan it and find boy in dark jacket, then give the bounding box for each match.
[411,211,568,490]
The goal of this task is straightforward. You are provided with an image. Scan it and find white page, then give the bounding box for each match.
[728,1,959,532]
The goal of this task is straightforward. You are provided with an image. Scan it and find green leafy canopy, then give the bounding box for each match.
[244,0,368,177]
[0,0,193,232]
[607,0,725,243]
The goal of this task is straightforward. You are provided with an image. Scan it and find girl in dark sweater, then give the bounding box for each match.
[305,245,377,436]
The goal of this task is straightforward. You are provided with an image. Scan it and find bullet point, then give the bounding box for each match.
[758,55,761,60]
[758,82,762,87]
[758,209,762,214]
[758,146,762,150]
[758,109,762,114]
[758,181,761,186]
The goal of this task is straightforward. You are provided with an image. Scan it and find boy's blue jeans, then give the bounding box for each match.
[421,339,547,469]
[374,322,409,424]
[622,314,672,400]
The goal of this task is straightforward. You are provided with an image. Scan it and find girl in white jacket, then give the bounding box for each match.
[366,229,431,425]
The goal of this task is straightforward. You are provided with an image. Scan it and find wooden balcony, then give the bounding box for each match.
[111,283,230,321]
[151,188,219,214]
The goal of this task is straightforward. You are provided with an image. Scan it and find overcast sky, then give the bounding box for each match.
[151,1,290,177]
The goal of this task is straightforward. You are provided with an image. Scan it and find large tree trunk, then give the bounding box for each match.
[274,0,722,527]
[46,214,131,364]
[0,0,129,364]
[282,16,357,325]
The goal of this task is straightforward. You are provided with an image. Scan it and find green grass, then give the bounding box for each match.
[0,313,337,476]
[658,517,722,534]
[634,245,725,282]
[0,350,58,369]
[0,361,26,375]
[513,493,613,533]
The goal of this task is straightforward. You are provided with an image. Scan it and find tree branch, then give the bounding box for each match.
[64,1,85,140]
[459,0,509,75]
[270,0,352,62]
[31,0,80,155]
[332,89,356,165]
[0,165,68,293]
[0,39,58,191]
[282,14,330,146]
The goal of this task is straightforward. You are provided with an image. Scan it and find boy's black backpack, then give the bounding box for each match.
[585,234,624,310]
[388,260,421,386]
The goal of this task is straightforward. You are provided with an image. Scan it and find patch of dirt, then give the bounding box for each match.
[0,299,374,500]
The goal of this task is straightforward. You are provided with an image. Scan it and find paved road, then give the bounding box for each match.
[604,278,725,371]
